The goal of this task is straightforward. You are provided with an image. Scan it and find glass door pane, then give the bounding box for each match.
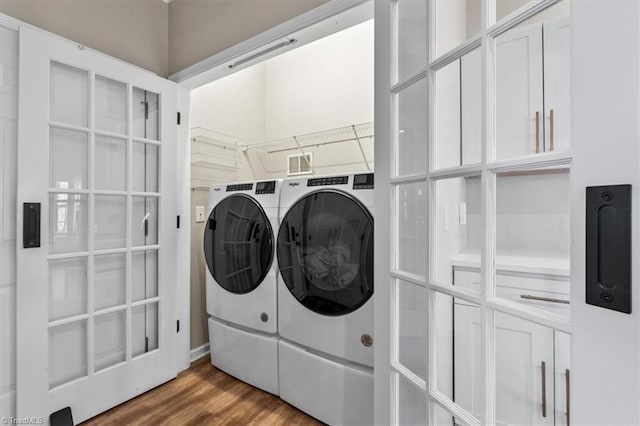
[396,279,427,380]
[50,62,88,127]
[396,0,427,81]
[435,0,481,57]
[495,22,544,160]
[133,87,160,141]
[495,311,554,425]
[396,79,428,176]
[494,168,570,316]
[433,176,481,287]
[395,181,427,277]
[95,75,127,135]
[395,373,426,425]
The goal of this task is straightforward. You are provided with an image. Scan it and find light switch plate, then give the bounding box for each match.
[459,202,467,225]
[195,205,205,223]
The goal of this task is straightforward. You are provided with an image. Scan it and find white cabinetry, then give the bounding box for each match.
[496,18,570,159]
[453,257,570,425]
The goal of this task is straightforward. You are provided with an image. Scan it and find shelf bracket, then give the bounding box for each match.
[352,125,371,171]
[293,135,314,174]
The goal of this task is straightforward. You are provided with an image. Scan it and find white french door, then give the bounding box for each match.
[16,26,178,423]
[386,1,573,425]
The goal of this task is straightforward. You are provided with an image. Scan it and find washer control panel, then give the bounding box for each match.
[307,176,349,186]
[255,181,276,194]
[226,183,253,192]
[353,173,374,190]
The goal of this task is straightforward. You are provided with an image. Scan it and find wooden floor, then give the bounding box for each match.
[82,355,323,426]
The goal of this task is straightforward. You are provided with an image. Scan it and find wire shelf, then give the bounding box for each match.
[244,122,374,154]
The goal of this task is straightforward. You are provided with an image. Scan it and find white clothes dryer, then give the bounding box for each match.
[204,180,280,395]
[276,173,374,425]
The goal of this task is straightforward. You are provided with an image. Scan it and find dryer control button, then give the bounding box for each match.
[361,334,373,347]
[260,313,269,322]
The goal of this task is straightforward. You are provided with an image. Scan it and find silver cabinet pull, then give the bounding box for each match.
[549,109,555,151]
[566,368,571,426]
[535,111,541,153]
[541,361,547,417]
[520,294,570,304]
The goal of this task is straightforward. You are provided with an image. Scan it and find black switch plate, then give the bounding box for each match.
[23,202,41,248]
[586,185,632,314]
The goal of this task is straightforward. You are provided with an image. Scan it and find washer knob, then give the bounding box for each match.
[361,334,373,347]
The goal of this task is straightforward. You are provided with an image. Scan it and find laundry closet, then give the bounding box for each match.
[189,12,375,425]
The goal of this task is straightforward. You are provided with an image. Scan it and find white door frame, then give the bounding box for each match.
[169,0,371,88]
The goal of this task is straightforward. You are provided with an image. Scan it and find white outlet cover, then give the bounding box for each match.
[195,205,206,223]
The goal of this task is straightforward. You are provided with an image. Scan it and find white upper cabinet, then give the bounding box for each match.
[543,18,571,153]
[495,17,571,161]
[495,23,544,160]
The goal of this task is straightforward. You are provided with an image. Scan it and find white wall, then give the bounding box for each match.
[190,63,267,185]
[263,20,374,140]
[191,64,266,142]
[190,19,374,183]
[0,22,18,419]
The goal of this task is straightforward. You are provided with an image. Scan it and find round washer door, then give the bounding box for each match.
[277,190,374,316]
[204,194,274,294]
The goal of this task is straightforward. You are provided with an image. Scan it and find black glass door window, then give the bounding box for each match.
[277,190,374,316]
[204,194,274,294]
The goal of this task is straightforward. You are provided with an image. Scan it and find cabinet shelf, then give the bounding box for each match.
[452,248,570,277]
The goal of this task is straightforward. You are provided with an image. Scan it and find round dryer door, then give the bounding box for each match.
[277,190,374,316]
[204,194,274,294]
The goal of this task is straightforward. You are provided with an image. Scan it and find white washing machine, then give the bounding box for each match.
[204,180,280,395]
[276,173,375,425]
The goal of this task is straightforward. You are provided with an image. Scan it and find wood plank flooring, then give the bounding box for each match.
[82,355,323,426]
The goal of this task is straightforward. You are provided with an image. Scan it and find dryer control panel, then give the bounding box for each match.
[353,173,374,190]
[226,183,253,192]
[255,180,276,194]
[307,176,348,186]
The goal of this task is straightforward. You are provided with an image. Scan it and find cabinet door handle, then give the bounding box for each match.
[520,294,570,304]
[566,368,571,426]
[535,111,541,153]
[549,109,555,151]
[541,361,547,418]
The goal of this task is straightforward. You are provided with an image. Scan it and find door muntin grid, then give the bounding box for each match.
[47,61,161,389]
[389,0,571,424]
[203,194,274,295]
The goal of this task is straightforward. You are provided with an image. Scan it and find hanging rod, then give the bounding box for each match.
[266,135,373,154]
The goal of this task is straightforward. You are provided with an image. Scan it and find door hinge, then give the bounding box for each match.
[177,215,180,229]
[144,218,149,236]
[177,320,180,333]
[145,337,149,353]
[144,101,149,120]
[177,111,181,125]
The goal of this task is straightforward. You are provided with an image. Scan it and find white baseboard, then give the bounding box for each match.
[190,343,210,363]
[0,387,15,419]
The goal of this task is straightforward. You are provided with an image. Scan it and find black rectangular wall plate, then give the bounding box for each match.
[23,202,41,248]
[586,185,632,314]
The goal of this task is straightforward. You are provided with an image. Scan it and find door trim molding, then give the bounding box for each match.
[170,0,371,89]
